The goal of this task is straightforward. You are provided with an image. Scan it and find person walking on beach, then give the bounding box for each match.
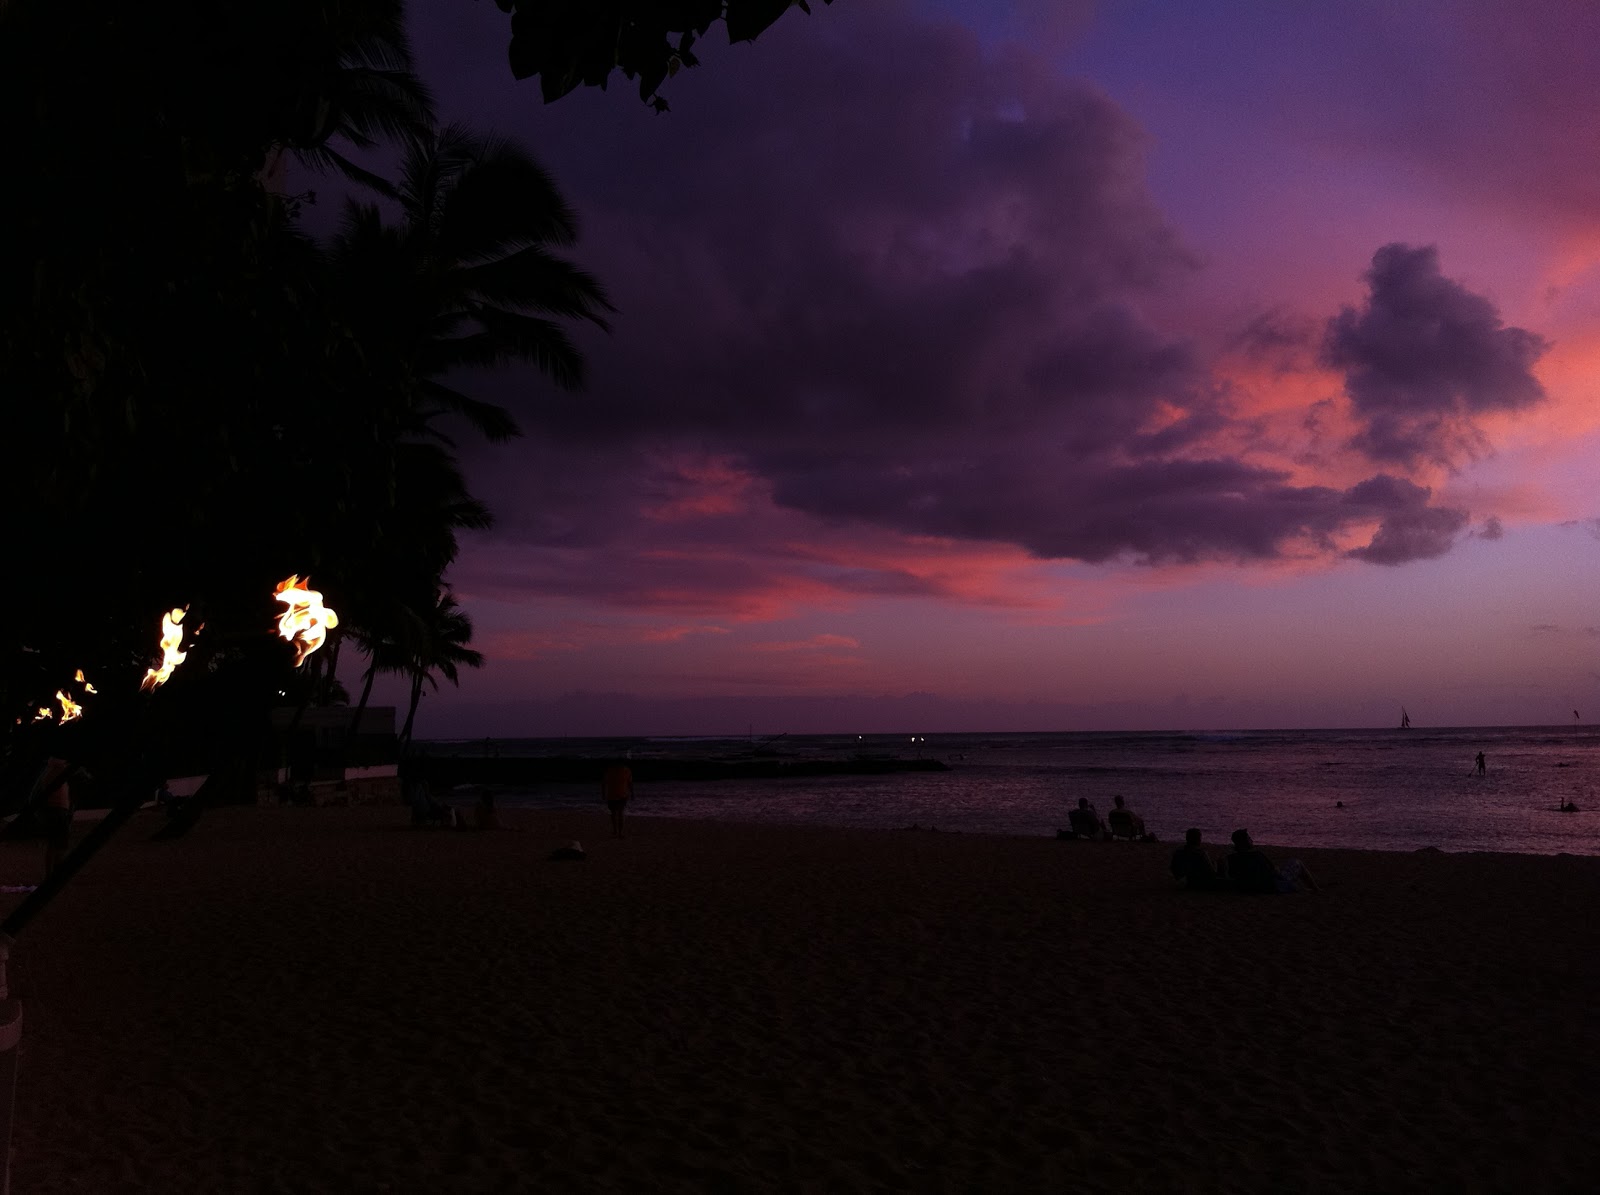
[1474,751,1486,776]
[601,759,633,839]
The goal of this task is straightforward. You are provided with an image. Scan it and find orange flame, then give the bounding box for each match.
[140,608,188,691]
[75,669,96,695]
[32,706,52,723]
[55,689,83,723]
[274,575,338,667]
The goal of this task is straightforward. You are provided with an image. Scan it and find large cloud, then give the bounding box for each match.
[419,4,1494,580]
[1322,243,1549,468]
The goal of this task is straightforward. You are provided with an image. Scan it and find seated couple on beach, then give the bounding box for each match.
[1170,828,1318,894]
[403,767,500,830]
[1063,796,1153,841]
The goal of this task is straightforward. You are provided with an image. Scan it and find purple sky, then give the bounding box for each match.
[363,0,1600,737]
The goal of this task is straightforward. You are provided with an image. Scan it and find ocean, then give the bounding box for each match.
[426,725,1600,856]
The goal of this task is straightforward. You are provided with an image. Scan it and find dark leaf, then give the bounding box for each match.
[725,0,799,44]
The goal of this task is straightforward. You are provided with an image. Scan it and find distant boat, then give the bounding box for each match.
[1399,708,1411,729]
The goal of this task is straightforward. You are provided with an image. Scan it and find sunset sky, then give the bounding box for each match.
[371,0,1600,738]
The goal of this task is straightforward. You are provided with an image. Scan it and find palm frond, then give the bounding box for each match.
[439,309,586,388]
[456,247,614,328]
[330,67,435,147]
[436,142,581,258]
[292,143,399,198]
[419,380,522,442]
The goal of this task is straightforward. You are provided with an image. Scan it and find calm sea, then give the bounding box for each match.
[426,726,1600,856]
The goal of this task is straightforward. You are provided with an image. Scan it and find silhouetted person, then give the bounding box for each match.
[1474,752,1486,776]
[1170,828,1221,889]
[1220,829,1319,893]
[37,757,74,879]
[1109,794,1146,838]
[1559,800,1579,813]
[401,759,448,827]
[473,789,501,830]
[601,759,633,839]
[1068,796,1105,839]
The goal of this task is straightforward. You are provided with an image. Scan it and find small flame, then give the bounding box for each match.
[33,706,52,723]
[55,690,83,723]
[141,608,189,692]
[75,669,97,695]
[274,575,339,667]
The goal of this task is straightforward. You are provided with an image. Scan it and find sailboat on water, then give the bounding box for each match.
[1399,707,1411,729]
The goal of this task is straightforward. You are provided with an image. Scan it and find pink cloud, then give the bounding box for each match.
[750,633,861,652]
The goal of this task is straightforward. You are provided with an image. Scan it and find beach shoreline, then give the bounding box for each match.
[7,805,1599,1191]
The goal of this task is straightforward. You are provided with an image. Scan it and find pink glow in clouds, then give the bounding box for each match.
[370,0,1600,736]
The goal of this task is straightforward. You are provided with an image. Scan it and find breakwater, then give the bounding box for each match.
[423,755,950,787]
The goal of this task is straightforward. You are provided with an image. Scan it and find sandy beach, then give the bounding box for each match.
[4,805,1599,1192]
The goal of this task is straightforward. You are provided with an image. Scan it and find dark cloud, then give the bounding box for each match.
[1322,244,1549,468]
[1475,515,1504,540]
[412,5,1484,580]
[1340,475,1467,565]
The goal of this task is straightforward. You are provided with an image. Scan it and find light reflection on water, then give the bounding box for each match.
[432,726,1600,855]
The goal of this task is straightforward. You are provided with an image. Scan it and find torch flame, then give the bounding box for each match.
[32,706,52,723]
[75,669,96,695]
[274,575,338,667]
[141,608,189,692]
[55,689,83,723]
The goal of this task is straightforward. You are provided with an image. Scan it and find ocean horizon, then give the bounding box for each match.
[423,724,1600,857]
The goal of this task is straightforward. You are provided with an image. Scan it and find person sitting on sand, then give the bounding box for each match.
[401,761,449,828]
[1219,829,1319,894]
[1066,797,1105,839]
[473,790,501,831]
[601,759,633,839]
[1108,794,1146,838]
[1169,828,1221,889]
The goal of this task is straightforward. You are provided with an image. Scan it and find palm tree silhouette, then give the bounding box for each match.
[397,588,484,751]
[327,124,610,745]
[331,122,614,444]
[276,4,434,196]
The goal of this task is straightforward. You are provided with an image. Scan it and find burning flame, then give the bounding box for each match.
[55,689,83,723]
[75,669,96,695]
[32,707,52,723]
[274,575,338,667]
[141,608,189,692]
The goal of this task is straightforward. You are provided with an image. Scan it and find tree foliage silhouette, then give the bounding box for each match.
[487,0,835,111]
[1,0,605,787]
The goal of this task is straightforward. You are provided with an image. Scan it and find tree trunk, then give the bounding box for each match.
[322,632,343,705]
[348,663,377,738]
[342,662,379,769]
[399,671,424,750]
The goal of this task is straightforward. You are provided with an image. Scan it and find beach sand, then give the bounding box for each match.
[4,806,1599,1192]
